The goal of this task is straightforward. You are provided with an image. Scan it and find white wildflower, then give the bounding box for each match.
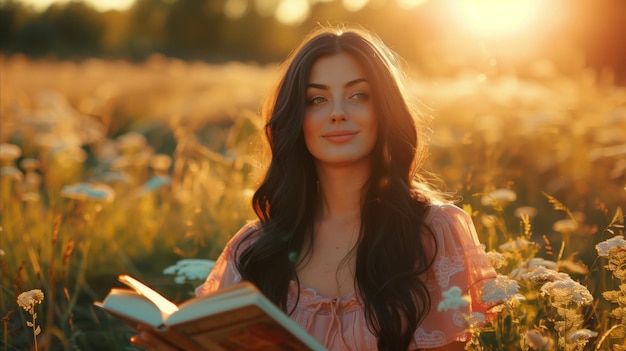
[17,289,45,314]
[486,251,507,269]
[610,307,626,320]
[553,219,578,233]
[481,275,520,303]
[567,329,598,347]
[557,260,589,275]
[17,289,44,349]
[20,158,40,172]
[481,214,498,228]
[602,290,620,302]
[437,286,469,312]
[528,257,557,270]
[0,143,22,163]
[540,277,593,307]
[163,259,216,284]
[499,238,537,252]
[117,132,147,154]
[596,235,626,257]
[150,154,172,172]
[510,266,528,279]
[509,293,527,307]
[1,166,23,181]
[522,266,568,286]
[481,188,517,207]
[514,206,538,218]
[454,311,486,329]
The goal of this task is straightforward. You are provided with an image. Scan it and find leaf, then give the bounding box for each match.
[35,326,41,336]
[542,192,576,221]
[27,321,33,327]
[611,206,624,225]
[604,207,625,236]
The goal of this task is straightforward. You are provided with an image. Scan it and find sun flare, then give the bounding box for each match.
[448,0,543,37]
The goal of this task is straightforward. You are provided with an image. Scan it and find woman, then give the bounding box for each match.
[132,25,497,351]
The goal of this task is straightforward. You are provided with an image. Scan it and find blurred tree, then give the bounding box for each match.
[100,9,131,56]
[49,2,106,56]
[162,0,227,60]
[125,0,170,60]
[7,1,105,58]
[0,0,35,52]
[219,8,298,63]
[10,15,57,56]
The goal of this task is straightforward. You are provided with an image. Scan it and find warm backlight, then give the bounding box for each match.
[448,0,544,37]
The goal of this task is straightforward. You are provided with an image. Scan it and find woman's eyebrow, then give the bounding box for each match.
[306,78,369,90]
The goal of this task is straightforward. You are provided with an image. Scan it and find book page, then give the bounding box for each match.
[176,282,258,314]
[165,283,261,326]
[119,275,179,321]
[95,288,164,327]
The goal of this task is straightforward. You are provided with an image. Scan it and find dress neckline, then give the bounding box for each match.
[288,280,359,309]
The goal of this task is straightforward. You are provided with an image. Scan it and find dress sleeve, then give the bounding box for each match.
[194,221,260,297]
[412,204,497,349]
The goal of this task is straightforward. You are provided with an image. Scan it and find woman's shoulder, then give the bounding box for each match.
[194,221,262,296]
[422,201,482,250]
[424,202,472,226]
[225,220,263,255]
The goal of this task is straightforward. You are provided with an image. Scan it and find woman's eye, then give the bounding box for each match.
[308,96,327,105]
[351,92,369,101]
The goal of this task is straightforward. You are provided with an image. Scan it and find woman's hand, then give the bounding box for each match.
[130,324,180,351]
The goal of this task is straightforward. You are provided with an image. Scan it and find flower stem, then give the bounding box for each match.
[595,324,624,351]
[32,314,38,351]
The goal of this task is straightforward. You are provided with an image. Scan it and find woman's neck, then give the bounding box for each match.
[315,160,370,221]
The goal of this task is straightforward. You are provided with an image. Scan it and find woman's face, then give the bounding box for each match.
[303,53,378,168]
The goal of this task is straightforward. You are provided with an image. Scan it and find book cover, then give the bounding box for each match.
[95,275,327,351]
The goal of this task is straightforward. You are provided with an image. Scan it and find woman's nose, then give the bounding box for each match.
[330,102,347,123]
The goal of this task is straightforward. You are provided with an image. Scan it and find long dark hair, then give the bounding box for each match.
[236,25,442,351]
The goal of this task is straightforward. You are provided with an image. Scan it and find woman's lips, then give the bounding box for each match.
[322,131,358,143]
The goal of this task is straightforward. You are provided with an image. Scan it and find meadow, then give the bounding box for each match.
[1,54,625,350]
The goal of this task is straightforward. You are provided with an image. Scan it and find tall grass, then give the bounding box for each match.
[0,55,624,350]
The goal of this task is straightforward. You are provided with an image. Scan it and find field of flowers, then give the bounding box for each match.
[1,54,625,350]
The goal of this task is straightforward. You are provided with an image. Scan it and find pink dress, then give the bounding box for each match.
[196,203,497,350]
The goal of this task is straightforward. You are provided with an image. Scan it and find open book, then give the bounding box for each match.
[95,275,327,351]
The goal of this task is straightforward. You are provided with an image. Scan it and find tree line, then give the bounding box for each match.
[1,0,434,63]
[1,0,625,83]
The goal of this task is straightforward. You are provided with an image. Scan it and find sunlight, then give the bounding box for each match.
[448,0,543,37]
[398,0,429,10]
[224,0,248,19]
[275,0,310,26]
[343,0,369,12]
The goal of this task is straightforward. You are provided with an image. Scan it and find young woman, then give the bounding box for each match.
[132,25,497,351]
